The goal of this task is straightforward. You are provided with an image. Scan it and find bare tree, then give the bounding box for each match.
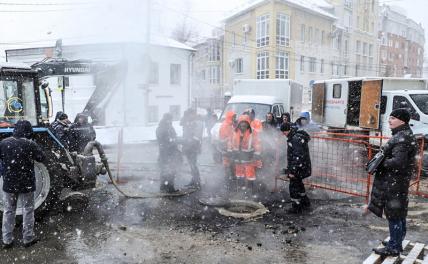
[169,0,199,45]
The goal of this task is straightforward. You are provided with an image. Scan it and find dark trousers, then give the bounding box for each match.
[387,218,406,252]
[185,151,200,185]
[289,177,306,204]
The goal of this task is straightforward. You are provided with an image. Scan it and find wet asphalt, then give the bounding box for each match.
[1,141,427,264]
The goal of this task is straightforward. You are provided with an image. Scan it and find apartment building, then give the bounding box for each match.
[378,5,425,77]
[192,36,224,109]
[222,0,341,106]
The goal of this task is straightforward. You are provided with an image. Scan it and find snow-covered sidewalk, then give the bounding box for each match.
[94,122,184,146]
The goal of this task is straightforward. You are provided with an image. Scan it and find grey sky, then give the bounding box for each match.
[0,0,426,60]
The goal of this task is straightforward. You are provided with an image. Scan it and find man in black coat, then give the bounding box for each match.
[69,113,96,153]
[180,109,203,189]
[50,111,71,148]
[156,113,182,193]
[0,120,45,249]
[281,122,312,214]
[368,108,418,257]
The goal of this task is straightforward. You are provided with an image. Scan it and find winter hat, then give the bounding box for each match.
[13,120,33,139]
[390,108,410,124]
[280,122,291,132]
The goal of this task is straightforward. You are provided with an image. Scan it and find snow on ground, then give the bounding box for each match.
[95,121,184,145]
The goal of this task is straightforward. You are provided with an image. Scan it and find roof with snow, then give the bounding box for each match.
[223,0,336,22]
[4,34,195,53]
[0,62,32,70]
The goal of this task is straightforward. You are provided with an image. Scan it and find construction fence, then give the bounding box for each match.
[275,131,428,202]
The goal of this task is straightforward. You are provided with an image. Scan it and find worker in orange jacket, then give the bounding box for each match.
[219,111,236,186]
[243,108,263,133]
[228,115,262,190]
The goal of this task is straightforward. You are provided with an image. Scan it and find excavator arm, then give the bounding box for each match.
[31,58,127,125]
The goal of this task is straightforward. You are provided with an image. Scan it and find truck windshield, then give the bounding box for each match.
[410,94,428,115]
[0,76,37,126]
[221,103,271,121]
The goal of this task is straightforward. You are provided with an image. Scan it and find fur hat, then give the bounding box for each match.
[390,108,410,124]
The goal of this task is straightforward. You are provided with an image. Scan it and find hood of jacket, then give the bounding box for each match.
[224,111,235,125]
[288,128,311,143]
[236,115,252,132]
[13,120,33,139]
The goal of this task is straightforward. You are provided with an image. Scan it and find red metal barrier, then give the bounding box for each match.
[274,131,426,203]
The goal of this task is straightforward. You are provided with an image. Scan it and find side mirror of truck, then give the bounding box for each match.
[410,111,420,121]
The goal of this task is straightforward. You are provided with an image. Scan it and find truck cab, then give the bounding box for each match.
[380,90,428,137]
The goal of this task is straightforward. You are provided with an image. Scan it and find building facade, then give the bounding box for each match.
[222,0,342,107]
[192,37,224,109]
[378,5,425,77]
[5,37,194,126]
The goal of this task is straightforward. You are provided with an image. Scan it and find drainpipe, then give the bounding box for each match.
[188,51,195,108]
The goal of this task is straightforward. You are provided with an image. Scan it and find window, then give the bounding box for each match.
[321,30,325,45]
[300,24,306,42]
[275,51,289,79]
[393,96,419,120]
[320,59,324,73]
[315,28,320,44]
[309,57,316,72]
[272,105,280,118]
[209,66,220,84]
[169,105,181,121]
[344,64,348,75]
[201,70,206,80]
[380,96,387,114]
[363,42,368,56]
[170,64,181,85]
[233,32,236,47]
[369,44,373,57]
[410,94,428,115]
[148,105,159,123]
[356,40,361,54]
[344,39,349,57]
[257,51,269,79]
[149,61,159,84]
[308,27,313,43]
[209,42,220,61]
[300,56,305,72]
[276,13,290,46]
[235,58,243,74]
[256,15,270,47]
[333,84,342,98]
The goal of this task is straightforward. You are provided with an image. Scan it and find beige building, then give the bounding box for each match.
[222,0,344,107]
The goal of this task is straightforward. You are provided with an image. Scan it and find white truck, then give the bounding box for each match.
[312,77,428,176]
[210,79,303,162]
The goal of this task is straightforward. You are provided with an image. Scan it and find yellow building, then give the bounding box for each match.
[223,0,339,99]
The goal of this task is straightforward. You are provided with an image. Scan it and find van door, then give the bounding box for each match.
[359,80,382,129]
[312,82,326,123]
[324,81,349,128]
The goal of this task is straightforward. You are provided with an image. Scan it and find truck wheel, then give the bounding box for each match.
[0,162,63,216]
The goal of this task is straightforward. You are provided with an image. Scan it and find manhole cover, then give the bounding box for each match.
[216,200,268,219]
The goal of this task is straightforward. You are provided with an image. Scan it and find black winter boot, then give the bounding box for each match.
[301,195,311,209]
[287,202,303,214]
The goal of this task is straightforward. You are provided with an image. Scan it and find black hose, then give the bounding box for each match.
[84,140,196,199]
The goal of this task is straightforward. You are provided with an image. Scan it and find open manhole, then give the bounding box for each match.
[216,200,269,220]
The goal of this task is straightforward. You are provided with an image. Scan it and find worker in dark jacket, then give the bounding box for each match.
[50,111,71,148]
[368,108,418,257]
[156,113,182,193]
[280,122,311,214]
[180,109,204,189]
[0,120,45,249]
[69,112,96,153]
